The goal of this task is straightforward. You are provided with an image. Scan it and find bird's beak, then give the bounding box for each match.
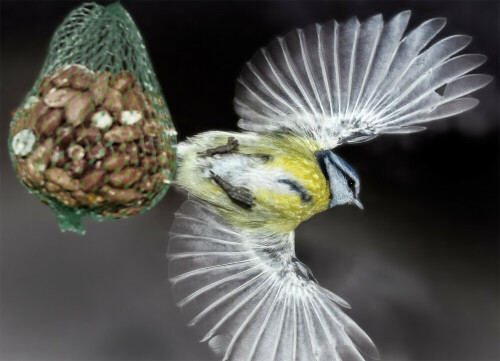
[353,198,364,210]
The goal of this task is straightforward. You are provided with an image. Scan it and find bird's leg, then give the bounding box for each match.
[209,170,255,207]
[198,137,239,156]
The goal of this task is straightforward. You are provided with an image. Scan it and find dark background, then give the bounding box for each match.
[0,1,498,360]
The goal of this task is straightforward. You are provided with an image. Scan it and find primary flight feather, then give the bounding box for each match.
[168,10,491,361]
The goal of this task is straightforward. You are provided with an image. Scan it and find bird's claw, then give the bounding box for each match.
[198,137,239,156]
[210,170,255,207]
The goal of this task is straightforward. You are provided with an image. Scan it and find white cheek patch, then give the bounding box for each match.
[326,161,352,206]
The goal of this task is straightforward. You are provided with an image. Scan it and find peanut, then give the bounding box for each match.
[43,88,79,108]
[99,185,143,204]
[80,169,106,192]
[44,168,79,191]
[65,91,94,126]
[108,167,143,188]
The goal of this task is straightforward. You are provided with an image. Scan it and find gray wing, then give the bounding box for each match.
[235,11,491,149]
[167,198,378,361]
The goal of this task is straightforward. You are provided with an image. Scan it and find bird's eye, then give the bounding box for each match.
[347,179,355,189]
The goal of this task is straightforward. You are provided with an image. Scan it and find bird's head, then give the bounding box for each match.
[315,150,363,210]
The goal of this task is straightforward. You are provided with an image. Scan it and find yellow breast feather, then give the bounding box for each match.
[176,132,330,234]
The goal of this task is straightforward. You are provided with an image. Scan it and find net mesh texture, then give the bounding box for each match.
[8,2,177,234]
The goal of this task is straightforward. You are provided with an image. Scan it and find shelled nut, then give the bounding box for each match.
[67,144,85,160]
[70,70,95,90]
[75,126,102,143]
[100,185,144,204]
[108,167,143,188]
[44,168,79,191]
[65,91,94,126]
[36,109,64,136]
[103,125,142,143]
[80,169,106,192]
[44,88,79,108]
[10,64,175,217]
[87,143,106,159]
[103,152,129,171]
[89,72,111,105]
[68,159,87,177]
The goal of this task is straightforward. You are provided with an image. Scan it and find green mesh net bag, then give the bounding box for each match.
[8,2,177,234]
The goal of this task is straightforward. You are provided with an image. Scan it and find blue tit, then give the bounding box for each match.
[168,10,491,361]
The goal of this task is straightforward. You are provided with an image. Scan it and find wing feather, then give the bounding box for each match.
[235,11,489,148]
[298,28,327,118]
[371,34,472,116]
[316,23,335,118]
[366,18,446,108]
[350,14,384,117]
[168,199,377,361]
[443,73,493,99]
[367,17,447,114]
[375,53,486,125]
[351,11,411,117]
[338,17,361,118]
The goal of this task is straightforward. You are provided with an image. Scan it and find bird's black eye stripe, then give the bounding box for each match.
[278,179,312,203]
[315,151,333,200]
[314,151,330,183]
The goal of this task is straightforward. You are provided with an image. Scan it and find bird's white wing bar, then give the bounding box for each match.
[235,11,492,149]
[167,198,378,361]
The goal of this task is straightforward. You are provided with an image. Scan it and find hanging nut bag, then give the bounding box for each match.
[8,3,177,234]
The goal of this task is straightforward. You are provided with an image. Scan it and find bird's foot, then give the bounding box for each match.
[209,170,255,207]
[198,137,239,156]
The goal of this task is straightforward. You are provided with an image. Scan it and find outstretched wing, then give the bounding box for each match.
[235,11,492,149]
[167,198,378,361]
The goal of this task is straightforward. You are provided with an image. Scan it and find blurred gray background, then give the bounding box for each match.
[1,1,498,360]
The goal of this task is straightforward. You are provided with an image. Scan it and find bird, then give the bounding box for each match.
[167,10,491,361]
